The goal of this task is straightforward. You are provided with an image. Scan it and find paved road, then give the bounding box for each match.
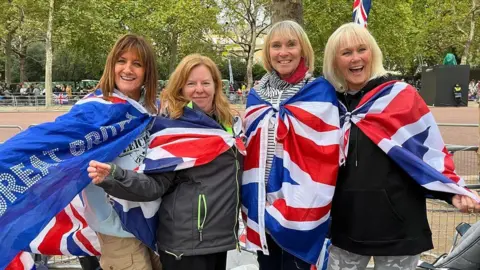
[0,106,478,144]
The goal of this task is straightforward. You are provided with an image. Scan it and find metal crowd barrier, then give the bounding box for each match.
[423,144,480,263]
[0,125,23,143]
[0,93,86,107]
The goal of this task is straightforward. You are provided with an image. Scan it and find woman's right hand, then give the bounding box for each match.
[87,160,112,184]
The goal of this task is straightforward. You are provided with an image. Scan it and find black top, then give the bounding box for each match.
[330,76,453,256]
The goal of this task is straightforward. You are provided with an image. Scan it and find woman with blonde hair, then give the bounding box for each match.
[81,33,162,270]
[242,20,340,270]
[323,22,480,270]
[88,53,244,270]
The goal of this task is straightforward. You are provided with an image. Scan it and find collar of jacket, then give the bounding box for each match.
[186,101,233,135]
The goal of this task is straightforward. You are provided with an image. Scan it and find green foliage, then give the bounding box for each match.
[304,0,480,76]
[218,58,247,82]
[2,0,479,83]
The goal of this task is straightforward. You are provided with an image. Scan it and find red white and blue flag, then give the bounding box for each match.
[111,105,245,250]
[5,252,35,270]
[53,92,69,105]
[352,0,371,27]
[242,77,340,265]
[339,81,479,201]
[0,90,151,269]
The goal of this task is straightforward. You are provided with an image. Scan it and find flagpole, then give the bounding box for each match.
[228,58,235,93]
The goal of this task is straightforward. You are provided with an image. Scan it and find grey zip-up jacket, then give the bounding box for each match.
[97,125,243,258]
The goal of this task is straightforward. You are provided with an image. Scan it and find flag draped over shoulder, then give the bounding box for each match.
[352,0,371,27]
[0,90,152,269]
[339,81,479,201]
[111,106,246,250]
[5,252,35,270]
[242,77,340,265]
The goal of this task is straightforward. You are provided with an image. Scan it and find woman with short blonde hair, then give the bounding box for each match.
[323,22,479,270]
[323,22,386,92]
[243,20,334,270]
[261,20,315,74]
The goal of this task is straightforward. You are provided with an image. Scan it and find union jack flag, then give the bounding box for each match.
[53,93,69,105]
[111,105,245,250]
[242,77,340,265]
[339,81,479,201]
[6,252,35,270]
[352,0,371,27]
[1,90,151,269]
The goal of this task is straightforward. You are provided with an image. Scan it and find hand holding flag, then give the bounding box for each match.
[87,160,112,184]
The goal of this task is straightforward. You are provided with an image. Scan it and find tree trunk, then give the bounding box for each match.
[271,0,303,25]
[168,31,179,75]
[19,42,27,83]
[461,0,478,64]
[246,23,256,89]
[45,0,54,107]
[5,32,13,88]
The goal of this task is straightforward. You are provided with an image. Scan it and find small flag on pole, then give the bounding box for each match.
[352,0,371,27]
[228,58,235,93]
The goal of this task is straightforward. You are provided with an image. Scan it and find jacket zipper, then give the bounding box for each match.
[197,194,207,241]
[231,147,240,251]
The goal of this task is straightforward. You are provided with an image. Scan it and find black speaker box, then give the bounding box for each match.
[420,65,470,106]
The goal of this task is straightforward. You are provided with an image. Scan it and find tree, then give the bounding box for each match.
[368,0,417,73]
[12,10,46,83]
[304,0,351,75]
[45,0,54,106]
[453,0,480,64]
[0,0,24,87]
[271,0,303,25]
[115,0,221,76]
[219,0,271,88]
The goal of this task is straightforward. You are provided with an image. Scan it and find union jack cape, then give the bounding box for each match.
[110,104,246,251]
[242,77,340,265]
[0,90,152,269]
[339,81,479,201]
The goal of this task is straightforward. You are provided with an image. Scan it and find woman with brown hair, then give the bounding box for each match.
[87,54,244,270]
[81,33,162,270]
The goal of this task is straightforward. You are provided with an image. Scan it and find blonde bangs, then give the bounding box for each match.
[262,20,315,74]
[323,23,387,92]
[337,30,370,53]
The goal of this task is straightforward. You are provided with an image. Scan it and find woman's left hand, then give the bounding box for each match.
[87,160,111,185]
[452,190,480,214]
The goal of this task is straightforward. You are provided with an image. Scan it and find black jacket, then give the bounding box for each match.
[330,77,453,256]
[98,107,244,258]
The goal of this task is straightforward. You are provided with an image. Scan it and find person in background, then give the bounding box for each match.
[81,33,162,270]
[322,22,480,270]
[469,79,476,99]
[66,85,73,98]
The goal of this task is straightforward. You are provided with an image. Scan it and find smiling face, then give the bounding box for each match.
[114,50,145,100]
[335,39,372,91]
[268,34,302,79]
[181,65,215,114]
